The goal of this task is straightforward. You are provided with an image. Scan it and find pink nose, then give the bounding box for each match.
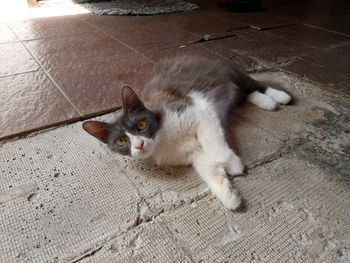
[135,140,144,150]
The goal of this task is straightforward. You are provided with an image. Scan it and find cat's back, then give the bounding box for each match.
[142,56,237,111]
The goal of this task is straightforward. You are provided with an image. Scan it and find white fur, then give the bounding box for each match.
[265,87,291,104]
[146,92,243,210]
[247,91,277,111]
[126,132,153,158]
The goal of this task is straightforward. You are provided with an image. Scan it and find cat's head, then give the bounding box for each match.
[82,86,161,159]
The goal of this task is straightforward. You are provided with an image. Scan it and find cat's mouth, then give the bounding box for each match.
[134,146,153,158]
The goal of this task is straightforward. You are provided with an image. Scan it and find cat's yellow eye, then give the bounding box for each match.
[136,120,146,131]
[116,138,127,146]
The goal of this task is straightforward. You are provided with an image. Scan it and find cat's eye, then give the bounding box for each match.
[136,120,146,131]
[116,138,127,146]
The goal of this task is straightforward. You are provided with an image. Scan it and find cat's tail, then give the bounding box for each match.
[234,71,292,111]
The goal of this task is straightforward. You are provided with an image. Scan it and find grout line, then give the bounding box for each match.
[19,30,101,43]
[0,105,124,142]
[251,22,299,31]
[303,23,350,37]
[324,42,350,51]
[77,16,156,64]
[0,69,42,79]
[7,24,83,117]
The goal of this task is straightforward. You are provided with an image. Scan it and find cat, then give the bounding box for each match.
[82,56,291,210]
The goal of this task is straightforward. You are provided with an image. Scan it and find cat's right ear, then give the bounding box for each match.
[121,85,144,111]
[82,121,109,143]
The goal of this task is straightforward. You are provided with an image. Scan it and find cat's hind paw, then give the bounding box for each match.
[247,91,277,111]
[265,87,291,105]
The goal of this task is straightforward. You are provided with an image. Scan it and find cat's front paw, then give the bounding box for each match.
[221,188,241,210]
[226,153,244,176]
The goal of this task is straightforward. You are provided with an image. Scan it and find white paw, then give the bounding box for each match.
[265,87,291,105]
[247,91,277,111]
[226,153,244,176]
[260,95,277,111]
[221,188,241,210]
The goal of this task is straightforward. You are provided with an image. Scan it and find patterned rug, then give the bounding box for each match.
[78,0,199,16]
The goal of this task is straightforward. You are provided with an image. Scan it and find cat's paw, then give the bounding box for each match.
[265,87,291,105]
[247,91,277,111]
[220,188,241,210]
[226,153,244,176]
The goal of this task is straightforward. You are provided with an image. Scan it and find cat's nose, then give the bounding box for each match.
[135,140,144,150]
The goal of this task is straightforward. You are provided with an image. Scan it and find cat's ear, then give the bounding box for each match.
[121,86,144,110]
[82,121,110,143]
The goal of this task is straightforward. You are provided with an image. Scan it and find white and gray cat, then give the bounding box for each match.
[83,56,291,210]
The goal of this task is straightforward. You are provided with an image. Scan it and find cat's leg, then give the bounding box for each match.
[193,153,241,210]
[192,94,244,175]
[264,87,291,105]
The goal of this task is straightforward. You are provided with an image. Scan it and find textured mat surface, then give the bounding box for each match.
[80,0,199,16]
[1,72,349,262]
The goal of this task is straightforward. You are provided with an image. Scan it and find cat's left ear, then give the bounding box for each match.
[82,121,110,143]
[121,86,144,110]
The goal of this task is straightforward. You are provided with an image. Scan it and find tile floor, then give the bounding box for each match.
[0,0,349,140]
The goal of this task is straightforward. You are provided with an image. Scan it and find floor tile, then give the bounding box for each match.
[142,42,254,72]
[47,48,153,116]
[0,42,40,77]
[304,17,350,36]
[24,32,145,70]
[143,43,219,62]
[201,31,313,65]
[299,0,350,17]
[266,24,350,49]
[200,41,257,71]
[0,23,19,44]
[263,0,350,17]
[104,22,200,58]
[282,44,350,95]
[152,11,248,38]
[8,15,96,41]
[0,71,79,139]
[78,13,158,30]
[221,12,297,30]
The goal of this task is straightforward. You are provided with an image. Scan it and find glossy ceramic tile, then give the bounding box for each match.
[304,17,350,36]
[222,12,296,30]
[201,31,313,64]
[267,24,350,49]
[0,42,40,77]
[153,11,248,38]
[143,43,220,63]
[24,32,145,70]
[142,43,254,72]
[78,13,158,31]
[0,71,79,139]
[47,49,153,116]
[283,44,350,95]
[0,23,19,44]
[8,15,96,41]
[104,22,200,58]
